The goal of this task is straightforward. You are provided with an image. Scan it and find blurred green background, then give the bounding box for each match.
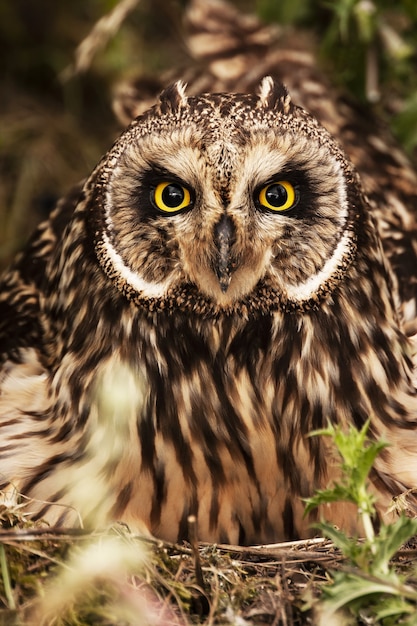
[1,0,417,268]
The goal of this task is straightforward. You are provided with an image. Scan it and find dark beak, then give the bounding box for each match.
[214,215,236,293]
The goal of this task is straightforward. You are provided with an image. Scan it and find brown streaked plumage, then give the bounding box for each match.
[1,0,417,544]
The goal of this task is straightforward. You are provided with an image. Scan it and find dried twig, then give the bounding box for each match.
[61,0,141,80]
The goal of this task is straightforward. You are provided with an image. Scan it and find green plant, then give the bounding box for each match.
[304,420,417,624]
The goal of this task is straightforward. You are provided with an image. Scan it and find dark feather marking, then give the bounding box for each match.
[209,484,220,532]
[31,486,70,522]
[22,452,82,494]
[238,521,246,545]
[110,482,134,519]
[137,410,156,473]
[177,490,199,542]
[282,496,298,540]
[150,460,167,527]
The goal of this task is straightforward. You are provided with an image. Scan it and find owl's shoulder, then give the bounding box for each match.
[0,183,84,366]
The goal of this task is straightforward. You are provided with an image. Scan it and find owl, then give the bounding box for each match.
[1,0,417,546]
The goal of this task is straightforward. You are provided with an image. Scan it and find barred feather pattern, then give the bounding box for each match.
[1,0,417,544]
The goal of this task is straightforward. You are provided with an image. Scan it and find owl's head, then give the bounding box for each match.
[88,77,361,316]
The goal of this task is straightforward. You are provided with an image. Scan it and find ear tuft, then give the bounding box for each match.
[158,80,188,114]
[257,77,292,114]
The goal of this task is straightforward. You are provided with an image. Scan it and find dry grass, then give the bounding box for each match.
[0,510,416,626]
[0,516,336,625]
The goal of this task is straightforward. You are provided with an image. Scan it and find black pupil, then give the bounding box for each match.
[162,184,185,208]
[265,184,287,207]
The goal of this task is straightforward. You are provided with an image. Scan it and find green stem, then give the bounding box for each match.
[0,544,16,610]
[358,484,376,551]
[362,513,375,546]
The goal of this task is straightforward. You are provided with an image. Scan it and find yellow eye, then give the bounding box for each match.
[258,181,297,212]
[152,181,191,213]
